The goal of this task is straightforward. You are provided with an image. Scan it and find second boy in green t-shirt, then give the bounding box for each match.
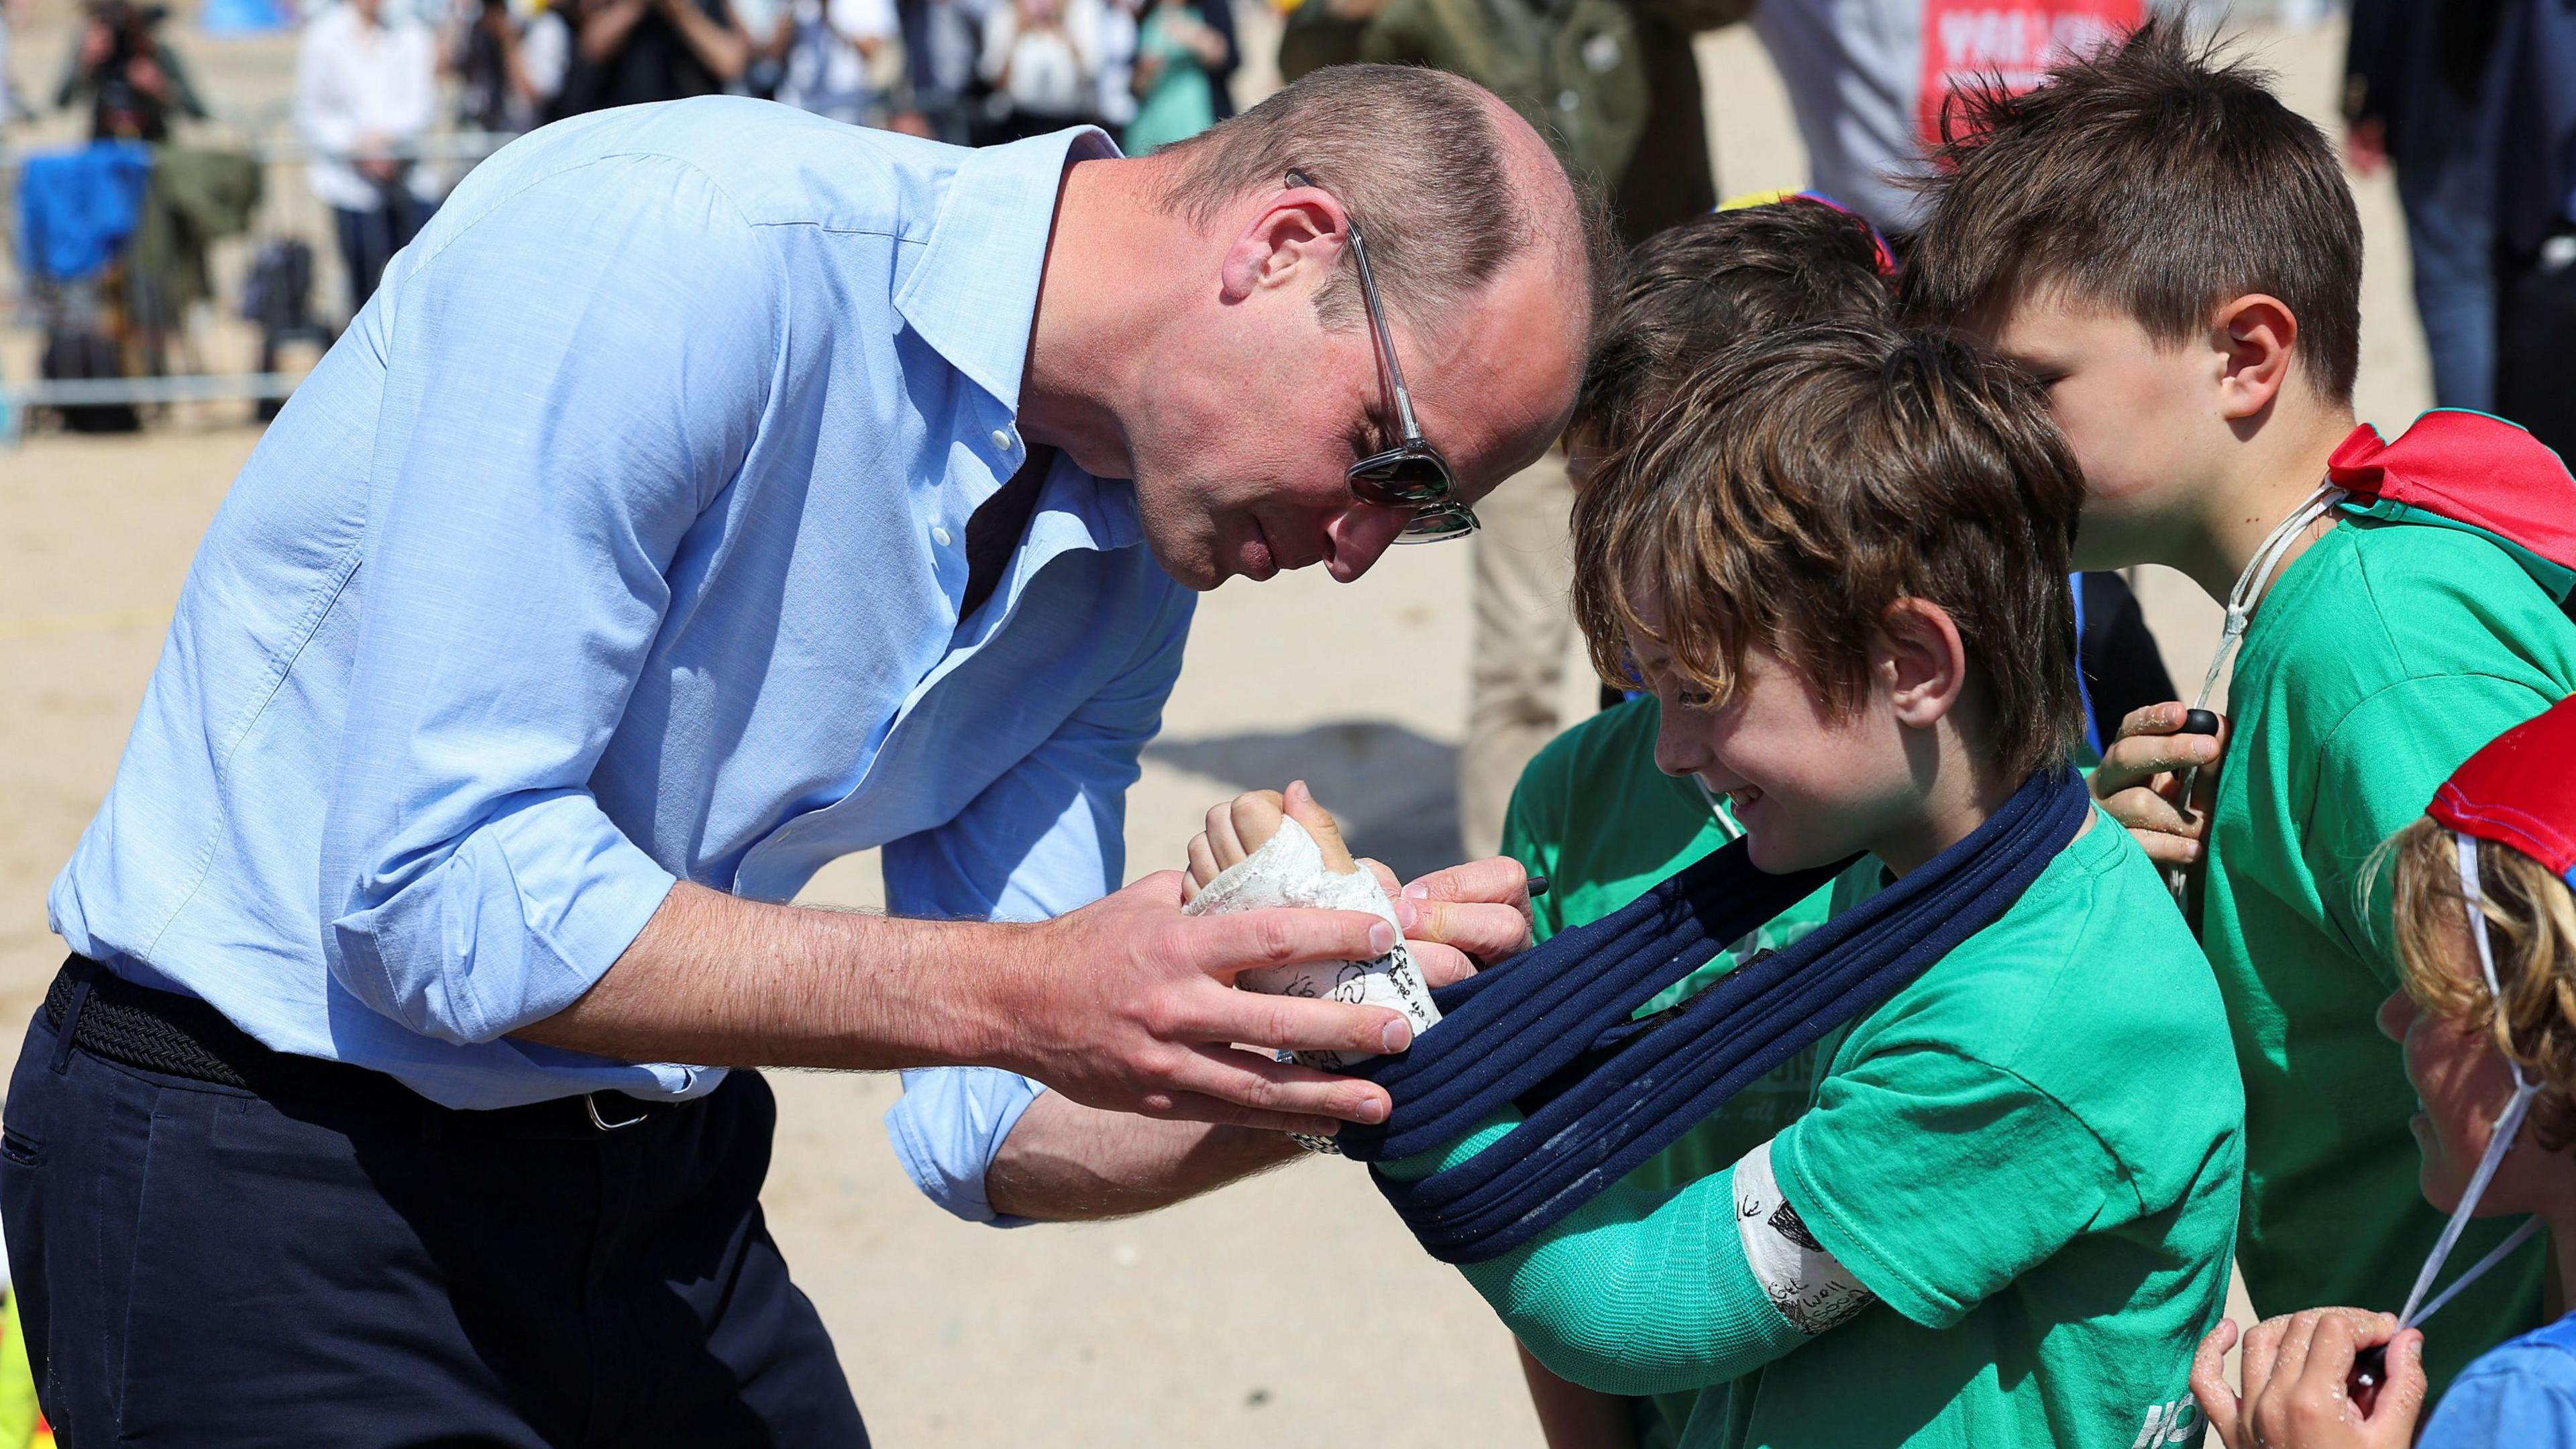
[1909,21,2576,1385]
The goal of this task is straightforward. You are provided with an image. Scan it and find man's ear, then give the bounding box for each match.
[2210,294,2300,423]
[1218,184,1348,305]
[1878,598,1969,730]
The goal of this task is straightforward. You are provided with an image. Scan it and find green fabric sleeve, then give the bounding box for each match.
[1386,1116,1810,1396]
[2307,672,2566,985]
[1499,758,1568,943]
[1771,1046,2125,1330]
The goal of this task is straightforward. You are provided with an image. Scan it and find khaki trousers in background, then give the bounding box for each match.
[1458,447,1576,860]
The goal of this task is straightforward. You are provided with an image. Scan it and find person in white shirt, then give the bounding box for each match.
[296,0,441,313]
[766,0,893,124]
[979,0,1100,140]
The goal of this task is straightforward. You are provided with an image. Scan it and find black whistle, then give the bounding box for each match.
[2181,708,2222,739]
[2347,1343,2388,1415]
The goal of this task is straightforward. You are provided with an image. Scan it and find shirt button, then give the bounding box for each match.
[932,526,954,547]
[990,429,1013,451]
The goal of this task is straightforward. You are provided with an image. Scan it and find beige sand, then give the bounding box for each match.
[0,13,2420,1444]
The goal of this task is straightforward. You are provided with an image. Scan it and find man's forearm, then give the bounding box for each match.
[985,1089,1304,1220]
[513,879,1017,1071]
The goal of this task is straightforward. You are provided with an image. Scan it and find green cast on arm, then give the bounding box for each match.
[1386,1118,1814,1397]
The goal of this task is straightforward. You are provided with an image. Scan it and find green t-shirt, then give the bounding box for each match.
[1501,696,1842,1167]
[2202,513,2576,1385]
[1719,816,2243,1448]
[1434,814,2245,1449]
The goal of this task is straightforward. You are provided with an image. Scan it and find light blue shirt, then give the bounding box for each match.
[49,100,1182,1216]
[2422,1310,2576,1447]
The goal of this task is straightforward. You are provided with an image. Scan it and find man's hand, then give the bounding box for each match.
[1366,855,1534,986]
[998,869,1415,1136]
[2092,701,2229,870]
[521,874,1416,1138]
[2193,1310,2426,1449]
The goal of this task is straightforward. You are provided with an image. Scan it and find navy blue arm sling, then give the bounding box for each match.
[1334,767,2094,1265]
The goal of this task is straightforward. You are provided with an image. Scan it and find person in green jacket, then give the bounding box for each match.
[1909,21,2576,1390]
[1374,320,2247,1449]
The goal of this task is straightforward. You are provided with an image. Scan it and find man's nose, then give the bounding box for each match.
[1322,502,1409,583]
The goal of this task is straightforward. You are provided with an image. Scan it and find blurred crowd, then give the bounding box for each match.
[334,0,1242,155]
[297,0,1242,299]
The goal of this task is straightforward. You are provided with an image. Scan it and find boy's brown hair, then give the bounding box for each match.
[1903,20,2364,402]
[1572,319,2086,784]
[2381,823,2576,1151]
[1575,198,1896,445]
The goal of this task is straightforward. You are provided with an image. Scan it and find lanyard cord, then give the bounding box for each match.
[2164,482,2343,904]
[2395,832,2544,1330]
[1695,778,1746,841]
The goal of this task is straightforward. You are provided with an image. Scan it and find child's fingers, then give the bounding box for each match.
[2092,702,2222,796]
[1185,833,1220,894]
[2098,788,2208,869]
[2293,1311,2361,1400]
[2267,1310,2323,1397]
[1204,794,1271,870]
[2190,1320,2245,1449]
[2365,1330,2426,1444]
[2095,782,2202,839]
[2239,1314,2290,1408]
[1283,780,1356,873]
[1226,790,1287,858]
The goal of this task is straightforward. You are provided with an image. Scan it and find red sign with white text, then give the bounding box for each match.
[1916,0,2142,146]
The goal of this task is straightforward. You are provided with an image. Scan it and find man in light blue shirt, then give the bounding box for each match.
[11,65,1595,1442]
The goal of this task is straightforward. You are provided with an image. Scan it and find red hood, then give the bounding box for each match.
[2328,411,2576,574]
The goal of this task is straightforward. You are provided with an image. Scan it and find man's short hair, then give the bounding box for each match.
[1903,21,2364,402]
[1572,319,2086,784]
[1575,197,1896,445]
[1154,63,1617,339]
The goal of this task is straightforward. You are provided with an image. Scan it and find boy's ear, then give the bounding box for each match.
[2210,294,2300,423]
[1878,598,1970,730]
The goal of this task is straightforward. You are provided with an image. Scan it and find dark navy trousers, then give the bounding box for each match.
[0,1008,867,1447]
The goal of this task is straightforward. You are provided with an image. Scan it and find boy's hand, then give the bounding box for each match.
[1177,780,1528,987]
[2192,1310,2426,1449]
[1181,781,1358,902]
[2092,702,2229,869]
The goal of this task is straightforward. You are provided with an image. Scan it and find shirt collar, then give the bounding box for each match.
[896,126,1120,415]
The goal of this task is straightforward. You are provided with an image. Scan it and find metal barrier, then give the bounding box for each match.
[0,129,515,437]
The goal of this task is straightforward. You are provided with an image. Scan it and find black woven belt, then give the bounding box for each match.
[46,955,435,1112]
[45,956,681,1130]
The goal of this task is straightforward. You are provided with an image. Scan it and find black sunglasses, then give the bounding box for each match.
[1286,169,1477,543]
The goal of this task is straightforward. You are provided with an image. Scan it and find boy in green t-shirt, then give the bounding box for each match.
[1358,320,2244,1449]
[1905,21,2576,1387]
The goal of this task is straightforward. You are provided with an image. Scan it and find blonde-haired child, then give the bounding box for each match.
[2195,695,2576,1448]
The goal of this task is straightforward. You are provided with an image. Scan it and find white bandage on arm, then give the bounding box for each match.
[1180,816,1441,1071]
[1733,1137,1877,1335]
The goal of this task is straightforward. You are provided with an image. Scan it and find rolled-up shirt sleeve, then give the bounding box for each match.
[885,1067,1046,1226]
[883,577,1193,1221]
[319,155,780,1046]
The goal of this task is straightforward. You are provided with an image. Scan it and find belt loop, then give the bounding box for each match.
[585,1092,649,1132]
[50,976,93,1076]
